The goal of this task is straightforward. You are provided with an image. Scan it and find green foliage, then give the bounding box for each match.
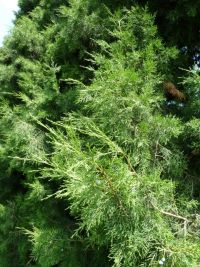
[5,17,44,59]
[0,1,200,267]
[37,114,198,266]
[24,227,80,267]
[18,0,40,15]
[181,70,200,118]
[141,0,200,69]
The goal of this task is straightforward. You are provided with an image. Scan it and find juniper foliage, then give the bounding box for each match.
[0,1,200,267]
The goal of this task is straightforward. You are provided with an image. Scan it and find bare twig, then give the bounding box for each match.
[150,201,190,223]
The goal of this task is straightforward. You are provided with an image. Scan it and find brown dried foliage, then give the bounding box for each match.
[163,81,186,101]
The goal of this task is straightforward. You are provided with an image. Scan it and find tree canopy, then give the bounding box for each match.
[0,1,200,266]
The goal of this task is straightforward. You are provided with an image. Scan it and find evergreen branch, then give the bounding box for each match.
[122,153,137,176]
[96,164,129,217]
[60,78,86,87]
[150,200,190,237]
[8,156,51,166]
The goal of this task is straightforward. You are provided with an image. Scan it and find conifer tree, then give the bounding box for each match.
[0,1,199,267]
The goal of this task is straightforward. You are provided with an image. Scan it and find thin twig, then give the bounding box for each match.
[150,201,189,222]
[96,164,129,217]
